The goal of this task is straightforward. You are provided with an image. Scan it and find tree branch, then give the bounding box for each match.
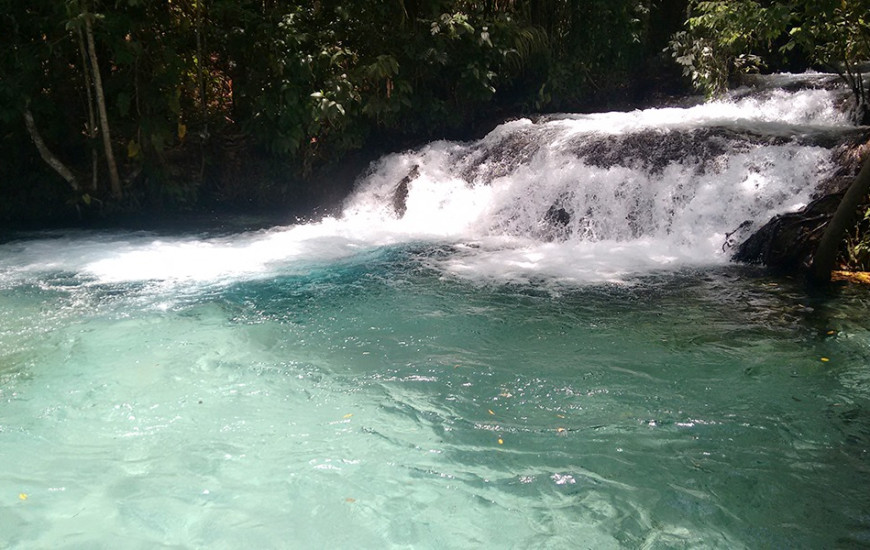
[84,10,122,199]
[809,151,870,284]
[23,106,80,192]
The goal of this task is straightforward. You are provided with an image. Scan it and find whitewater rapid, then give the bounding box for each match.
[0,76,860,287]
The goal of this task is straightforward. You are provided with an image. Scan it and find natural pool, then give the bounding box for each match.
[2,75,869,548]
[1,239,868,548]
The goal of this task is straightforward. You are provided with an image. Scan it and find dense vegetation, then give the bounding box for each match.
[670,0,870,275]
[671,0,869,123]
[0,0,686,224]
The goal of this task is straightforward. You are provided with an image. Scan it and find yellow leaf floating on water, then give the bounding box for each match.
[827,330,836,335]
[488,409,495,416]
[18,493,27,501]
[821,357,830,362]
[498,438,504,445]
[343,413,353,419]
[556,414,566,419]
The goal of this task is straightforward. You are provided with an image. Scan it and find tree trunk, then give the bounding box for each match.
[76,25,99,192]
[84,11,122,199]
[809,153,870,284]
[23,107,80,192]
[196,0,209,180]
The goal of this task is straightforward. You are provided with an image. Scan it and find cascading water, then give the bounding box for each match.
[3,76,856,288]
[339,83,855,283]
[2,75,870,549]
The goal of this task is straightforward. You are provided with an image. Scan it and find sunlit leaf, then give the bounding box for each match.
[127,140,141,159]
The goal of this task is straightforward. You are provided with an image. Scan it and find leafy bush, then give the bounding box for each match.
[670,0,870,122]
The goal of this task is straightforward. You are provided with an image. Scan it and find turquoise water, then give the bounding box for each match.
[3,77,869,548]
[1,240,869,548]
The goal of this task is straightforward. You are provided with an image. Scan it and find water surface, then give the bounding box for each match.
[1,244,869,548]
[2,75,869,548]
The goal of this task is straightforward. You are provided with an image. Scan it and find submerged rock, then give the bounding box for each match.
[544,205,571,227]
[538,205,572,241]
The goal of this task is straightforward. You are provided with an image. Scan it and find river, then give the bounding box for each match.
[1,74,869,548]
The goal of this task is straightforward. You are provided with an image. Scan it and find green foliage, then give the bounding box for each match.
[0,0,684,223]
[670,1,794,96]
[672,0,870,120]
[844,202,870,270]
[788,0,870,122]
[539,1,654,107]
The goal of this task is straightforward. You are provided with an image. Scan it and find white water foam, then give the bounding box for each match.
[339,85,849,283]
[0,80,857,287]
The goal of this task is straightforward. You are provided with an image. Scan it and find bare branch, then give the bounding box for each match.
[23,106,80,192]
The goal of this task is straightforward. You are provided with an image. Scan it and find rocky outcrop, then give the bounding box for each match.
[392,165,419,218]
[733,134,870,271]
[732,192,845,271]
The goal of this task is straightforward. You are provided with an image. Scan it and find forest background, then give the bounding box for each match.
[1,0,868,254]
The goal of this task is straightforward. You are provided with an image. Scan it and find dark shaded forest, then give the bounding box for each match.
[1,0,691,225]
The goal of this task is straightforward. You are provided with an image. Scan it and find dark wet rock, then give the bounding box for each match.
[733,134,870,271]
[570,128,734,174]
[819,134,870,194]
[737,73,845,94]
[393,165,418,217]
[733,193,843,270]
[564,127,815,175]
[545,205,571,227]
[456,125,549,184]
[451,119,867,191]
[722,220,754,253]
[537,205,572,242]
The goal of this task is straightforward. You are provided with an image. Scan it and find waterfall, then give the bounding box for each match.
[336,79,858,282]
[0,74,861,286]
